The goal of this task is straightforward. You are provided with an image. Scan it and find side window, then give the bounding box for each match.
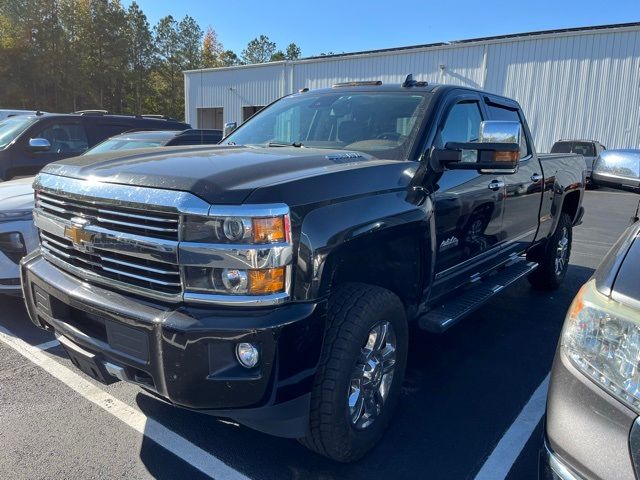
[33,123,88,154]
[486,104,530,158]
[440,101,483,163]
[440,101,483,145]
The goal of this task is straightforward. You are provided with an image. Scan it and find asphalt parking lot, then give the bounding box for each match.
[0,189,638,480]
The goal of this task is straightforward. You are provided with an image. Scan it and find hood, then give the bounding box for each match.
[41,145,402,204]
[0,176,35,211]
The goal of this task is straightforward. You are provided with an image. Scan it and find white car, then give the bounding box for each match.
[0,176,37,295]
[0,109,38,121]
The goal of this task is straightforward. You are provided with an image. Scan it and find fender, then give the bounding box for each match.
[548,167,585,237]
[293,190,434,317]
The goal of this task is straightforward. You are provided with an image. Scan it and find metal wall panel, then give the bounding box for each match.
[484,29,640,150]
[185,26,640,151]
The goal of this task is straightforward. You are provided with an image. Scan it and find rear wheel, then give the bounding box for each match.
[527,213,572,290]
[299,283,408,462]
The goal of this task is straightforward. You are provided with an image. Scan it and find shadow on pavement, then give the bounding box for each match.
[136,264,594,480]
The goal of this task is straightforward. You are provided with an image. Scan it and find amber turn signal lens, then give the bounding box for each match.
[252,216,286,243]
[248,267,286,294]
[494,150,520,162]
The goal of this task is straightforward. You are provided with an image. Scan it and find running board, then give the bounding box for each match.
[418,260,538,333]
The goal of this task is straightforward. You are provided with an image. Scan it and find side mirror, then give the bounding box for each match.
[28,138,51,152]
[223,122,238,138]
[435,121,521,171]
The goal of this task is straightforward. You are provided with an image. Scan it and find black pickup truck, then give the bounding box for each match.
[21,78,585,462]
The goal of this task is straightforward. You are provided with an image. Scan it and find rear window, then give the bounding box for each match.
[551,141,595,156]
[551,142,573,154]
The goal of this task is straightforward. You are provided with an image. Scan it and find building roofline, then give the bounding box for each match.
[184,21,640,75]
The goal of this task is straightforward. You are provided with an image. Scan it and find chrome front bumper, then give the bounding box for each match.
[541,441,584,480]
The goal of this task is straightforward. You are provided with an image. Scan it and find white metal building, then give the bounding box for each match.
[184,23,640,151]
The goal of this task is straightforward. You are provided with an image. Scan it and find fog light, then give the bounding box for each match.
[236,342,259,368]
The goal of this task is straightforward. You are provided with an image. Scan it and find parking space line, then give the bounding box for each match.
[34,339,60,351]
[474,374,550,480]
[0,325,250,480]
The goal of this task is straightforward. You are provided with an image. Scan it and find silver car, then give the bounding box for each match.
[0,176,37,295]
[542,199,640,479]
[592,149,640,191]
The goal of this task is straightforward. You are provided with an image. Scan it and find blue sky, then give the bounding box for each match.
[128,0,639,57]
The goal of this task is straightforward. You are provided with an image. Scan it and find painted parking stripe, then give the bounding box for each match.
[34,338,60,351]
[474,374,550,480]
[0,325,250,480]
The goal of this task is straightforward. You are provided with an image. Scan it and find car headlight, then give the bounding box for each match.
[181,207,292,299]
[0,232,27,264]
[183,215,289,244]
[562,279,640,412]
[0,209,32,222]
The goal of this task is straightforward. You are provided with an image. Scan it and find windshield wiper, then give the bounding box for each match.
[267,141,304,148]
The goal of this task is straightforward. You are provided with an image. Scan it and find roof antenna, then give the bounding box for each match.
[402,73,427,88]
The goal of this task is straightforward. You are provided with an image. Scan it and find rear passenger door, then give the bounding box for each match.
[16,120,89,176]
[487,98,541,255]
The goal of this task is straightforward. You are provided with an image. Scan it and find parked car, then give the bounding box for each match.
[0,111,189,180]
[551,140,605,185]
[0,177,38,295]
[542,198,640,480]
[592,149,640,192]
[21,79,585,462]
[84,129,223,155]
[0,109,39,121]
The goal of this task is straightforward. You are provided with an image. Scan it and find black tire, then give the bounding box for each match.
[299,283,408,462]
[527,212,572,290]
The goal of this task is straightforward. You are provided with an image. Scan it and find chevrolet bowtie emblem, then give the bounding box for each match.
[64,218,93,250]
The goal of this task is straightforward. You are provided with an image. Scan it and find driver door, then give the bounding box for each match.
[430,96,507,298]
[16,120,89,177]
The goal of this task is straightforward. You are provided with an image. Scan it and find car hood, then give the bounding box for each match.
[0,176,35,211]
[41,145,401,204]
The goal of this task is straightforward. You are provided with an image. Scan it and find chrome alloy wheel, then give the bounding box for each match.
[555,227,569,276]
[348,321,397,430]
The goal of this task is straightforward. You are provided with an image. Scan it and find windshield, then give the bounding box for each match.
[0,116,37,150]
[224,91,431,160]
[84,138,165,155]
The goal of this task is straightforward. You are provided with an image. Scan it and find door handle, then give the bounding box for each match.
[488,180,505,191]
[531,173,543,182]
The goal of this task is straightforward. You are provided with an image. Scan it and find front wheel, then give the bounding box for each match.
[527,212,572,290]
[299,283,408,462]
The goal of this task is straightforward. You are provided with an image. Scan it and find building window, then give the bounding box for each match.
[242,106,265,122]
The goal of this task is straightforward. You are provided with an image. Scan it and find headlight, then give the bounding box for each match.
[181,205,292,301]
[0,209,32,222]
[183,215,289,244]
[562,279,640,412]
[0,232,27,264]
[185,266,287,296]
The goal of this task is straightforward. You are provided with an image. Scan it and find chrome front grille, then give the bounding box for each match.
[32,173,212,302]
[37,191,179,241]
[39,231,182,295]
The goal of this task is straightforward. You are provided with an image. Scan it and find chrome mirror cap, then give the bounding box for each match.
[28,138,51,152]
[479,121,521,145]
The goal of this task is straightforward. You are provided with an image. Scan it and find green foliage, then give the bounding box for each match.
[242,35,276,64]
[0,1,303,119]
[285,43,301,60]
[270,50,285,62]
[219,50,240,66]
